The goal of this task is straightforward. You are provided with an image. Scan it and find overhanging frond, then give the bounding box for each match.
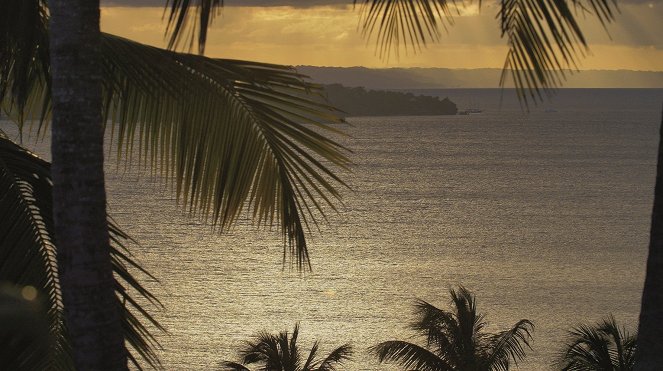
[164,0,224,54]
[354,0,456,60]
[0,135,164,370]
[498,0,617,106]
[2,0,351,271]
[0,0,51,131]
[99,34,351,271]
[353,0,618,107]
[0,133,71,370]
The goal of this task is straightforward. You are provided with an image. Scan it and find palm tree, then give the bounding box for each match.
[371,286,534,370]
[2,0,621,369]
[0,133,163,369]
[48,1,126,369]
[2,0,349,369]
[221,324,352,371]
[557,316,637,371]
[635,110,663,370]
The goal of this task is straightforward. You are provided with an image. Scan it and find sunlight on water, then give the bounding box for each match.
[3,89,661,370]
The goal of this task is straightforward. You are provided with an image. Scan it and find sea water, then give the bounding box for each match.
[3,88,662,370]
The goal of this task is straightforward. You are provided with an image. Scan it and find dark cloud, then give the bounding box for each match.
[102,0,353,7]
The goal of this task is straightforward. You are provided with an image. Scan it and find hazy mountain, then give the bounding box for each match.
[297,66,663,89]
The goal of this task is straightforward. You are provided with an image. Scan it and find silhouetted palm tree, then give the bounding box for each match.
[371,286,533,371]
[557,316,637,371]
[221,324,352,371]
[2,0,620,368]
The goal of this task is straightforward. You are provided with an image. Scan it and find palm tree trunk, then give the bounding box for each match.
[48,0,127,369]
[635,108,663,370]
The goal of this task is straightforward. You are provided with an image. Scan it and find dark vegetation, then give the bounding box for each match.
[323,84,457,117]
[220,287,639,371]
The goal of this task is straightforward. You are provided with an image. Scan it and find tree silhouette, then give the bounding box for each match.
[557,316,636,371]
[221,324,352,371]
[371,286,533,371]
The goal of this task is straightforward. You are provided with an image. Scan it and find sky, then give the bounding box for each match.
[100,0,663,71]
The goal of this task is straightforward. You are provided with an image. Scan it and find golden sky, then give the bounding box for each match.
[100,2,663,71]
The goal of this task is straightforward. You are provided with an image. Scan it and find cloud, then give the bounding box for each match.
[100,2,662,71]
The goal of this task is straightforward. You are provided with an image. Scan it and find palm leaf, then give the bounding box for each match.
[164,0,224,54]
[0,135,163,370]
[226,325,352,371]
[596,316,636,370]
[315,344,353,371]
[498,0,618,106]
[448,286,487,363]
[0,0,51,132]
[350,0,618,107]
[100,34,351,271]
[220,361,251,371]
[411,299,457,358]
[0,133,71,369]
[2,0,351,272]
[370,340,454,371]
[354,0,456,60]
[484,319,534,371]
[302,340,320,370]
[558,316,637,371]
[372,287,533,370]
[558,322,615,370]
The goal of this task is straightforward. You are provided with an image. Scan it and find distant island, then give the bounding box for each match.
[323,84,457,117]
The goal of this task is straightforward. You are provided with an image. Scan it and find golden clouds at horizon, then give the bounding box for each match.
[101,4,663,71]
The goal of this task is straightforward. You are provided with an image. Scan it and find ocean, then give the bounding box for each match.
[3,88,662,370]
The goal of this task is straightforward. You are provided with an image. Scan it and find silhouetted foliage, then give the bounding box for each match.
[371,286,533,371]
[557,316,636,371]
[323,84,457,117]
[221,323,352,371]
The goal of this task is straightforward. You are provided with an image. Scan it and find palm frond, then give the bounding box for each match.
[3,0,351,271]
[220,361,251,371]
[558,316,637,371]
[484,319,534,371]
[354,0,456,60]
[98,34,350,271]
[302,340,320,370]
[498,0,617,106]
[0,0,51,133]
[596,316,636,370]
[239,331,282,368]
[228,325,352,371]
[0,135,163,370]
[370,340,454,371]
[354,0,618,107]
[449,286,486,362]
[374,287,533,370]
[0,133,72,370]
[164,0,224,54]
[315,344,353,371]
[411,299,457,357]
[557,322,615,370]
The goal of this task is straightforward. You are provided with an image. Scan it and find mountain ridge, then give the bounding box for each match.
[297,66,663,89]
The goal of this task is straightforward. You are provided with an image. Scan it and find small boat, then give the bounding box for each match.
[458,108,482,115]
